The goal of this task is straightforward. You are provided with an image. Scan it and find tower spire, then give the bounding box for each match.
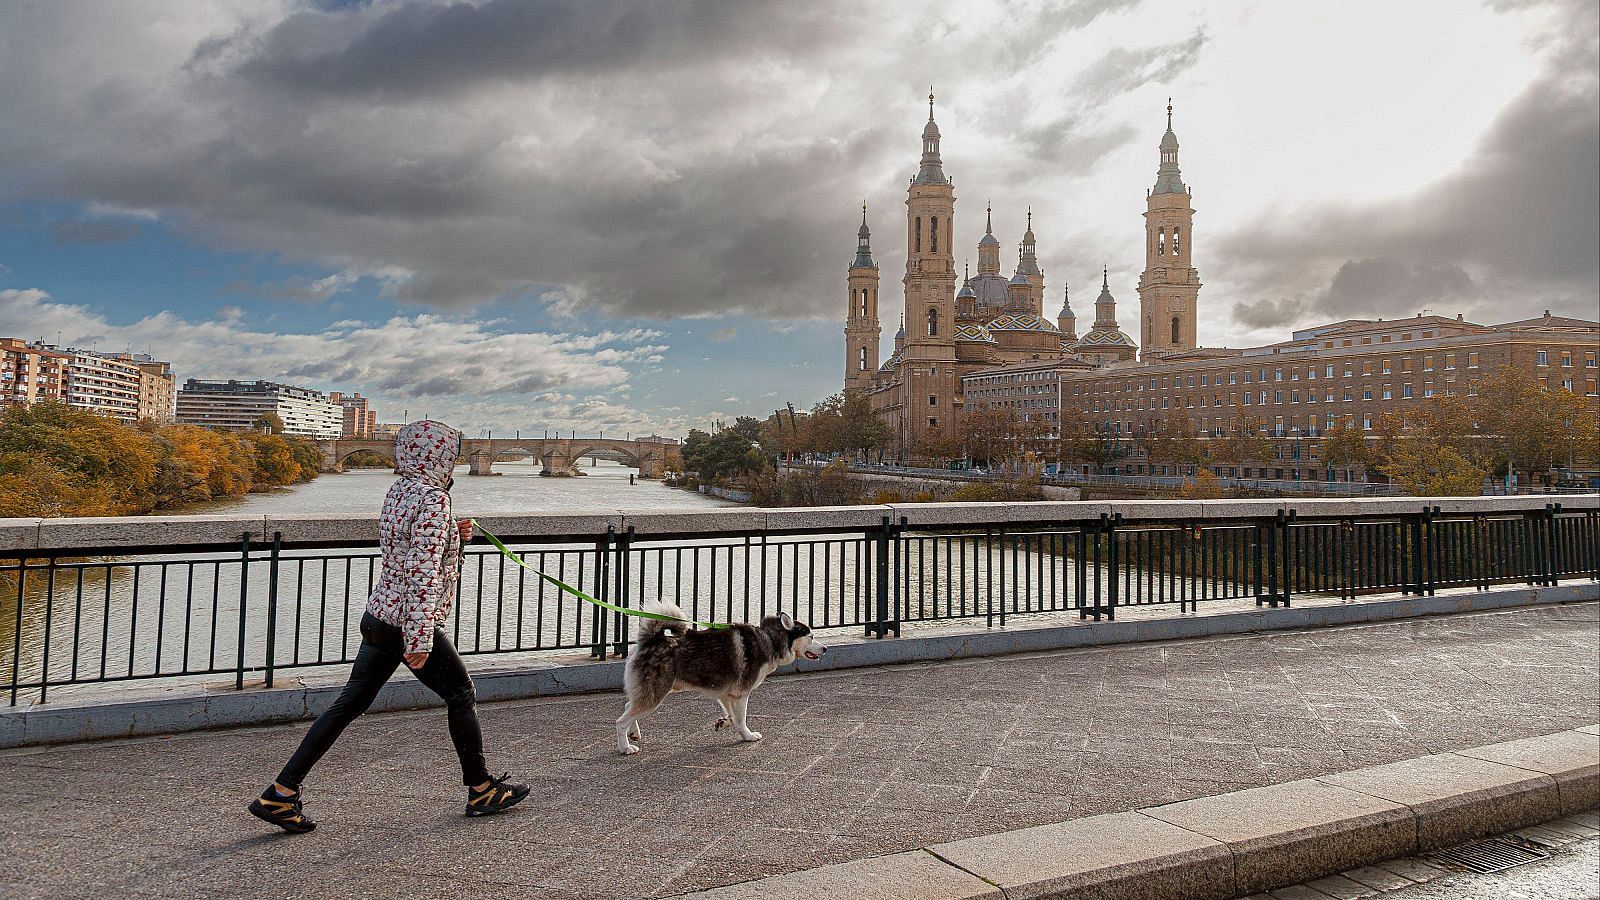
[986,200,993,235]
[1167,97,1172,131]
[1152,99,1186,195]
[913,89,947,185]
[853,201,875,268]
[928,87,935,121]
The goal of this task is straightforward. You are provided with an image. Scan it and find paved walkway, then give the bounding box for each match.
[1,603,1596,899]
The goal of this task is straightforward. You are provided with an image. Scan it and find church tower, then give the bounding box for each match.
[844,203,881,396]
[901,91,958,451]
[1137,100,1201,360]
[1016,208,1044,312]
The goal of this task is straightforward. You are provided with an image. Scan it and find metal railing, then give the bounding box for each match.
[2,498,1596,705]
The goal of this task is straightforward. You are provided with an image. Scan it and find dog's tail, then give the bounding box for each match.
[636,602,689,641]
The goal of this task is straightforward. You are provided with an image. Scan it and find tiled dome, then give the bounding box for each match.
[1077,328,1137,348]
[987,313,1060,333]
[954,323,998,344]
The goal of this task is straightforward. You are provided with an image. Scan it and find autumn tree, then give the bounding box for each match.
[1320,421,1374,483]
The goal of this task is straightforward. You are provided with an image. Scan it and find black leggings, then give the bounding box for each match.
[276,612,490,790]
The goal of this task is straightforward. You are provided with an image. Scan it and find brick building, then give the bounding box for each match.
[963,312,1600,481]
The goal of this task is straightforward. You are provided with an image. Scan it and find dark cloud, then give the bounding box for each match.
[1234,259,1483,330]
[226,0,841,101]
[50,218,141,245]
[1220,0,1598,331]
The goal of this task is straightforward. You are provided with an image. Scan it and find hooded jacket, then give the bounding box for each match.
[366,420,464,654]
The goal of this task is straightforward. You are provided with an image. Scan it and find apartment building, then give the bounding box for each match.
[176,379,343,439]
[0,338,70,407]
[327,391,378,439]
[63,351,143,420]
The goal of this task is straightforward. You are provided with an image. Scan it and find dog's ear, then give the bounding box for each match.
[779,612,795,630]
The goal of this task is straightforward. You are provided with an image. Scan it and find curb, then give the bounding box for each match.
[2,584,1595,749]
[668,726,1600,899]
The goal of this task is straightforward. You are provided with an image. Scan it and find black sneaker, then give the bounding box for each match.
[465,773,529,818]
[249,788,317,833]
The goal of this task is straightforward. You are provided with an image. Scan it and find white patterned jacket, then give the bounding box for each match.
[365,420,463,654]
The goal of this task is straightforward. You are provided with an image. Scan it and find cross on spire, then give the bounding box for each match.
[928,88,935,121]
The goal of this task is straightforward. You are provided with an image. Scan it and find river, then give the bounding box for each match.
[160,459,738,516]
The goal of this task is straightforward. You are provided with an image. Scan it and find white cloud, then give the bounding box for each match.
[0,288,679,433]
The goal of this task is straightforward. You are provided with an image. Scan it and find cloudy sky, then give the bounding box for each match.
[1,0,1594,435]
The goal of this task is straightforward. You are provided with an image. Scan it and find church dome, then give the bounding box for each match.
[978,231,1000,247]
[988,313,1059,334]
[957,280,977,300]
[954,323,998,344]
[1078,328,1137,349]
[1009,272,1030,286]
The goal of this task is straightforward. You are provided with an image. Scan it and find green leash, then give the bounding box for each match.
[469,520,727,630]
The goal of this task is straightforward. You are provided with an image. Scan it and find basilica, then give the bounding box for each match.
[844,94,1201,453]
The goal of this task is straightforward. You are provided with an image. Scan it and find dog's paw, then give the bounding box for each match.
[738,730,764,742]
[619,743,640,755]
[713,716,732,730]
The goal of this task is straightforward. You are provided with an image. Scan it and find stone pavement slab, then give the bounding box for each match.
[1317,752,1561,850]
[1142,778,1414,895]
[0,603,1595,899]
[928,810,1232,900]
[1452,728,1600,815]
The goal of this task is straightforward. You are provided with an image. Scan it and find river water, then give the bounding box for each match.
[161,459,737,516]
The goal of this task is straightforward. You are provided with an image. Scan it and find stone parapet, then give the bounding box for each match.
[4,495,1593,553]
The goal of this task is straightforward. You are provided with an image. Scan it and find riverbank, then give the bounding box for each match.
[0,401,321,518]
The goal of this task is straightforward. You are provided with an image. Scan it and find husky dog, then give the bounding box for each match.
[616,605,826,755]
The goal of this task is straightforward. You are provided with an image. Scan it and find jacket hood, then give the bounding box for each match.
[394,420,462,489]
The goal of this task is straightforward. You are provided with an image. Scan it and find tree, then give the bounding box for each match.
[253,411,286,435]
[1059,417,1110,472]
[1320,421,1373,483]
[1379,444,1487,496]
[1219,416,1274,470]
[681,426,763,482]
[0,401,164,514]
[242,433,306,488]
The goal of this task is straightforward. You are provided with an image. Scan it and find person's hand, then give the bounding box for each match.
[404,652,430,670]
[457,519,473,543]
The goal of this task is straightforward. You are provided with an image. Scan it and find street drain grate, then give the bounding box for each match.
[1432,838,1549,874]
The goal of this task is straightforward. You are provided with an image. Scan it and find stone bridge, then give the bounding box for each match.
[318,436,681,478]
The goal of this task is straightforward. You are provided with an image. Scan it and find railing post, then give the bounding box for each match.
[1256,510,1292,608]
[591,526,613,660]
[1542,503,1561,586]
[612,526,634,658]
[9,555,25,707]
[1107,513,1121,621]
[264,531,282,688]
[234,532,252,690]
[868,516,892,639]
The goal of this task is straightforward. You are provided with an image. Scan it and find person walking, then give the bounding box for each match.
[249,420,528,832]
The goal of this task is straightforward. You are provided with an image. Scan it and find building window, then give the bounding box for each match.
[928,417,937,427]
[1536,350,1547,366]
[1444,353,1455,370]
[859,348,868,370]
[1157,226,1165,256]
[914,217,922,253]
[1562,379,1573,391]
[1381,360,1391,374]
[1171,317,1180,344]
[1362,415,1372,431]
[1172,226,1181,255]
[1402,384,1413,398]
[1587,351,1597,368]
[929,395,938,406]
[931,216,939,253]
[1561,351,1572,367]
[927,308,939,337]
[1468,351,1479,369]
